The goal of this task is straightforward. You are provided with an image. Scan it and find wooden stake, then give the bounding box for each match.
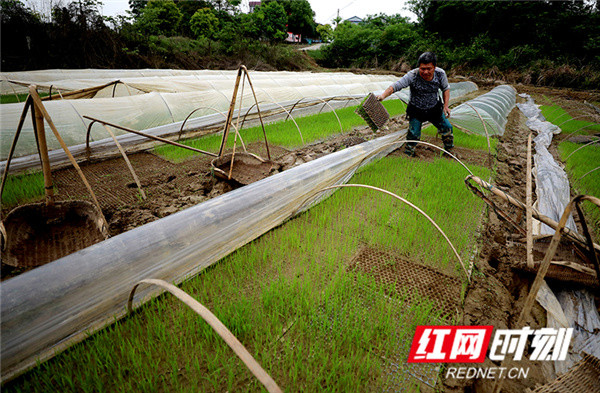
[101,124,146,200]
[526,132,534,268]
[33,98,55,206]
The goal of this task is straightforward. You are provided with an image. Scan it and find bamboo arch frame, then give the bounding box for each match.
[237,100,305,146]
[284,96,343,135]
[370,140,476,177]
[127,279,283,393]
[564,138,599,161]
[307,183,470,282]
[176,106,247,152]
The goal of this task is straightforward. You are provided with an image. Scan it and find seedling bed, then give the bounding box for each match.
[348,246,462,321]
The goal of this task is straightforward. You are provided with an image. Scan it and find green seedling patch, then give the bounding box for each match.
[5,151,489,392]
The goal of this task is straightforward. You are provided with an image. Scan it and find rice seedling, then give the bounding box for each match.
[558,140,600,238]
[5,151,487,392]
[540,105,600,136]
[421,124,498,151]
[0,171,46,208]
[154,100,407,162]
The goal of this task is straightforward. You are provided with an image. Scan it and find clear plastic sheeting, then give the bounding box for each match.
[538,283,600,380]
[451,85,516,136]
[1,78,476,167]
[0,129,406,382]
[1,69,400,96]
[1,73,401,160]
[517,94,576,234]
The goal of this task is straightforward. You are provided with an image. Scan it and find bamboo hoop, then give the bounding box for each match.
[577,166,600,182]
[285,96,343,135]
[128,279,283,393]
[563,123,600,142]
[317,183,470,282]
[462,103,493,171]
[563,138,599,161]
[177,106,246,152]
[83,116,217,157]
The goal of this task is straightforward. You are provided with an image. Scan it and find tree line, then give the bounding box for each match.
[0,0,322,71]
[320,0,600,88]
[1,0,599,88]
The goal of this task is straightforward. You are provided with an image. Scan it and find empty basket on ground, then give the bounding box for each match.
[355,93,390,131]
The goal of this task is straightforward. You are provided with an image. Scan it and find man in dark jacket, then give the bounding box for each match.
[377,52,453,156]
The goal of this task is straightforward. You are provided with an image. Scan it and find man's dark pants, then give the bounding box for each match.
[405,113,454,156]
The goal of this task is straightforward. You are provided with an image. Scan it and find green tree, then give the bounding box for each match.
[175,0,213,36]
[316,24,333,42]
[128,0,146,19]
[278,0,316,38]
[190,8,218,39]
[136,0,182,36]
[253,1,287,41]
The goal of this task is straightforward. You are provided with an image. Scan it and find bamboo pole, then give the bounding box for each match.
[467,175,600,253]
[526,132,534,268]
[229,71,246,180]
[101,124,146,200]
[84,116,217,157]
[33,98,55,206]
[0,97,32,202]
[240,65,271,160]
[218,67,243,157]
[28,86,109,231]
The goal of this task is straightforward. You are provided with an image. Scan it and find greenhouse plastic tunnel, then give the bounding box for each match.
[0,76,477,172]
[0,84,516,382]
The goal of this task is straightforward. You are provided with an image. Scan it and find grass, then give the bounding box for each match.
[154,100,407,162]
[5,152,490,392]
[0,171,46,208]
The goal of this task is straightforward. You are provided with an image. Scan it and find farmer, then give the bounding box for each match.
[377,52,453,157]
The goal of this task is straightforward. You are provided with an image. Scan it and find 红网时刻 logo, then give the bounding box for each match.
[407,326,573,380]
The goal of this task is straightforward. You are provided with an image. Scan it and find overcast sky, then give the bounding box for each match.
[90,0,416,25]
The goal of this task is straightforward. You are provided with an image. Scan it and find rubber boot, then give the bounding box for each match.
[440,128,454,152]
